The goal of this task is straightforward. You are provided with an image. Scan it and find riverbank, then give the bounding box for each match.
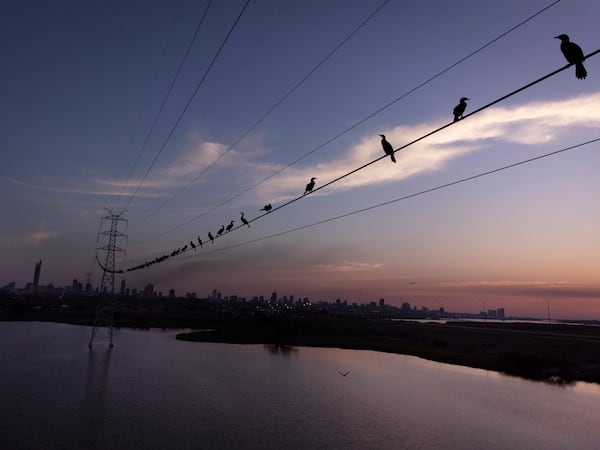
[175,314,600,384]
[3,311,600,383]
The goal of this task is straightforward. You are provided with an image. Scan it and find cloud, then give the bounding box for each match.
[438,279,600,299]
[311,261,384,272]
[1,225,60,249]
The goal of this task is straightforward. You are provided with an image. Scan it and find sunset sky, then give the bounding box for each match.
[2,0,599,319]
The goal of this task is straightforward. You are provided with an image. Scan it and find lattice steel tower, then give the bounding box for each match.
[89,208,127,348]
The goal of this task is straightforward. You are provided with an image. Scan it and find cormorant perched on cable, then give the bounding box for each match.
[260,203,272,212]
[555,34,587,79]
[226,220,234,233]
[453,97,469,122]
[208,231,214,243]
[190,240,197,250]
[304,177,317,195]
[197,236,203,247]
[379,134,396,163]
[217,225,225,236]
[181,245,188,252]
[240,212,250,228]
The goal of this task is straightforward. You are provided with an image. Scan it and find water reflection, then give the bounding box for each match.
[263,344,298,356]
[80,349,112,447]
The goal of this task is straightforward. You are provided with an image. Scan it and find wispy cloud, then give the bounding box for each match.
[438,279,600,298]
[311,261,384,272]
[1,224,59,249]
[251,91,600,202]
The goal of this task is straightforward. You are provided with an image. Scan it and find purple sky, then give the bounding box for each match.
[2,0,600,319]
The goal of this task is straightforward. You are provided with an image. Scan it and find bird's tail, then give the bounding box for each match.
[576,63,587,80]
[391,154,396,163]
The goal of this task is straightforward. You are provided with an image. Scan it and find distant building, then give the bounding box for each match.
[169,289,175,299]
[120,279,126,296]
[33,260,42,293]
[143,283,154,297]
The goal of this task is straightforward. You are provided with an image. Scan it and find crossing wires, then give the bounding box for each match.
[137,0,393,221]
[132,0,561,241]
[124,0,251,209]
[112,0,213,209]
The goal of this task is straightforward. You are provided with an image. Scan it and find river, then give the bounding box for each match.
[1,321,599,449]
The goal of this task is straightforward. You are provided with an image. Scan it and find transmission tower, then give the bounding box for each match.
[89,208,127,348]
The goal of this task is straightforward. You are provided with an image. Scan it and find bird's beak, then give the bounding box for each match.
[554,36,560,39]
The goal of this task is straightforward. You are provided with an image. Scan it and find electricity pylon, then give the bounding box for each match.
[89,208,127,349]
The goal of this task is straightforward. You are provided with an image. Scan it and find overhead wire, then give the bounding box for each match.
[124,0,251,209]
[114,46,600,272]
[131,0,561,241]
[136,0,393,221]
[105,135,600,274]
[189,137,600,257]
[132,41,596,245]
[112,0,205,209]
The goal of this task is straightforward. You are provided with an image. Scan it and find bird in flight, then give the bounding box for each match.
[304,177,317,195]
[260,203,272,212]
[379,134,397,163]
[338,370,351,377]
[240,212,250,228]
[555,34,587,79]
[226,220,235,233]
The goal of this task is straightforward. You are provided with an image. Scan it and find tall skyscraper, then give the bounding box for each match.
[33,260,42,293]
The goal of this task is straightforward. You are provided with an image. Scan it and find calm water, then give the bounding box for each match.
[2,322,600,449]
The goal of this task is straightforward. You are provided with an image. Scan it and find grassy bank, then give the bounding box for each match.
[3,310,600,383]
[176,315,600,384]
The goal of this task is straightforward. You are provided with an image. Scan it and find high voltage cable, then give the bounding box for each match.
[136,0,392,221]
[125,0,251,209]
[132,0,561,241]
[112,0,208,209]
[123,46,600,270]
[132,41,595,245]
[107,136,599,273]
[190,137,600,257]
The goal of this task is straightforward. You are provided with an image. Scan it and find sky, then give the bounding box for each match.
[2,0,600,319]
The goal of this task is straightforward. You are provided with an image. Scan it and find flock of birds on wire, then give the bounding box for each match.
[112,34,588,275]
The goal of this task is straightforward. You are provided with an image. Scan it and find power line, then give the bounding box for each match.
[110,136,600,273]
[137,0,392,221]
[112,0,204,209]
[125,0,251,209]
[181,137,600,257]
[132,42,596,245]
[132,0,561,238]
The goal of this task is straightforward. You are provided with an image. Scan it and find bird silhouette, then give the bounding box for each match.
[260,203,272,212]
[197,236,203,247]
[226,220,234,232]
[181,245,188,252]
[379,134,396,163]
[304,177,317,195]
[338,370,351,377]
[208,232,214,243]
[190,241,197,250]
[217,225,225,237]
[240,212,250,228]
[453,97,469,122]
[555,34,587,80]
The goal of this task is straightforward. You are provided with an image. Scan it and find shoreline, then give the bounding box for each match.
[4,311,600,384]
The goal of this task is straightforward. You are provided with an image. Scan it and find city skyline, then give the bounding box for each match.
[2,1,600,320]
